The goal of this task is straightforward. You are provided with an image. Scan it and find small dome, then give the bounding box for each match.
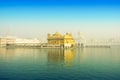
[53,32,61,36]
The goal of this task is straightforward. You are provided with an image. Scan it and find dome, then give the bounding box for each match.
[53,32,62,36]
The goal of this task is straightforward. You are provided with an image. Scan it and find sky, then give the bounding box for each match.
[0,0,120,40]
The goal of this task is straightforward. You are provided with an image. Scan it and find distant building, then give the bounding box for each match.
[6,36,16,44]
[47,32,75,48]
[0,36,41,47]
[16,38,40,44]
[0,37,6,46]
[0,36,16,46]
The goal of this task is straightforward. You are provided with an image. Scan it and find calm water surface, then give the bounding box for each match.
[0,46,120,80]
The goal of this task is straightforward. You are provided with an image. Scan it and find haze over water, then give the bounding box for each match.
[0,46,120,80]
[0,0,120,40]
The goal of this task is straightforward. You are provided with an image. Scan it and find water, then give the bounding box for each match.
[0,46,120,80]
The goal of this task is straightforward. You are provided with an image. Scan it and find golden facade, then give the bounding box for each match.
[47,32,75,47]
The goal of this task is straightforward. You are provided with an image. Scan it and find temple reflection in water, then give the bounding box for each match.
[47,49,75,65]
[0,47,85,66]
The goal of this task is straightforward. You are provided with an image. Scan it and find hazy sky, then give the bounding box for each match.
[0,0,120,40]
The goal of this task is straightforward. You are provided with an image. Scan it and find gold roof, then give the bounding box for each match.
[53,32,62,37]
